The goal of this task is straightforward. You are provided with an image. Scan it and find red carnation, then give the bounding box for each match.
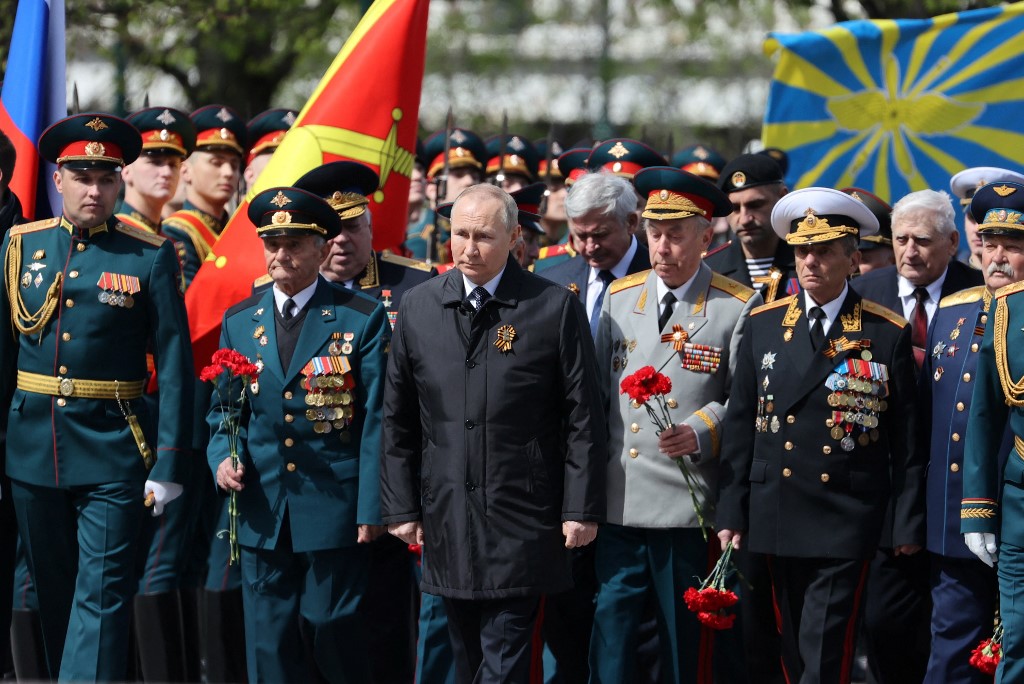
[697,611,736,630]
[620,365,672,405]
[200,364,224,383]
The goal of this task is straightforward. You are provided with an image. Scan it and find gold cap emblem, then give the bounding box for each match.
[994,184,1017,197]
[84,142,105,157]
[608,141,629,159]
[85,117,108,131]
[659,189,669,200]
[272,211,292,225]
[270,191,292,208]
[731,171,746,188]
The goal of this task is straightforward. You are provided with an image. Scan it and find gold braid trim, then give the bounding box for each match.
[693,409,720,458]
[4,234,62,338]
[994,296,1024,406]
[960,508,997,519]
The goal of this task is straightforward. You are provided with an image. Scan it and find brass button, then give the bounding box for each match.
[823,445,832,455]
[283,391,293,400]
[285,414,294,423]
[981,315,988,324]
[62,332,71,341]
[956,402,965,412]
[963,373,971,382]
[629,448,639,459]
[782,467,792,477]
[286,462,297,472]
[630,423,639,433]
[666,398,678,409]
[825,418,834,428]
[951,463,960,473]
[68,270,79,278]
[784,441,794,450]
[971,343,979,352]
[65,299,74,308]
[284,438,294,447]
[76,243,86,252]
[59,365,68,374]
[820,473,830,483]
[952,433,961,442]
[786,415,795,424]
[56,398,66,407]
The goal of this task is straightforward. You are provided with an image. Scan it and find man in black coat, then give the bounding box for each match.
[381,183,607,684]
[848,188,982,684]
[717,187,924,684]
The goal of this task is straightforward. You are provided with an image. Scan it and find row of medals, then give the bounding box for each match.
[303,373,354,435]
[99,290,135,308]
[825,373,887,451]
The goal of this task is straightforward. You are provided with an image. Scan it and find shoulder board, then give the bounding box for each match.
[252,274,273,288]
[115,222,166,246]
[225,293,264,319]
[751,294,796,316]
[709,273,755,302]
[610,269,651,294]
[861,299,909,327]
[995,280,1024,299]
[9,217,60,235]
[538,243,576,259]
[380,251,433,272]
[939,286,987,308]
[702,240,732,259]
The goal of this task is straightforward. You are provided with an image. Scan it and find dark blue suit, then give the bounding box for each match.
[921,286,1004,683]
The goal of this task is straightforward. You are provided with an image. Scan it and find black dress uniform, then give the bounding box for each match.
[718,187,925,684]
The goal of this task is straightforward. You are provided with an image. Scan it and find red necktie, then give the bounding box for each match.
[911,287,928,369]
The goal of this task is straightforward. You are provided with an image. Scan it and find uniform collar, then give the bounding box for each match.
[60,214,111,238]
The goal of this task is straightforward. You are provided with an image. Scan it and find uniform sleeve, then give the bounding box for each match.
[887,324,926,547]
[380,296,425,524]
[148,240,195,484]
[716,316,759,532]
[354,302,388,525]
[558,292,607,522]
[962,305,1008,535]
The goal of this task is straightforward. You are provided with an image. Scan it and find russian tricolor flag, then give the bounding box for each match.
[0,0,66,221]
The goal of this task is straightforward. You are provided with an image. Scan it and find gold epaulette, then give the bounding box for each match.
[862,299,909,328]
[939,286,987,308]
[995,280,1024,299]
[751,294,796,316]
[115,222,166,246]
[538,243,577,259]
[609,269,650,294]
[710,273,755,302]
[380,252,432,272]
[9,217,60,236]
[252,274,273,288]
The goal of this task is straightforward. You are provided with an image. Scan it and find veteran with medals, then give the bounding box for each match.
[717,187,924,684]
[591,167,760,683]
[0,114,194,681]
[209,187,389,682]
[961,181,1024,682]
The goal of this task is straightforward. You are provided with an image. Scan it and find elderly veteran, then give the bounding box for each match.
[717,187,923,684]
[950,167,1024,270]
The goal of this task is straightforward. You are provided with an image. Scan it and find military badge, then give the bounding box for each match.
[761,352,776,370]
[253,325,265,339]
[255,307,265,316]
[934,366,944,382]
[567,283,580,297]
[321,309,331,317]
[494,324,517,354]
[784,328,794,342]
[341,332,354,355]
[932,341,946,358]
[946,344,959,357]
[661,324,688,351]
[328,332,344,356]
[31,250,45,259]
[382,290,393,307]
[33,273,43,288]
[259,335,268,346]
[20,272,30,288]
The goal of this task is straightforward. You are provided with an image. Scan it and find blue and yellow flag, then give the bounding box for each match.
[763,3,1024,203]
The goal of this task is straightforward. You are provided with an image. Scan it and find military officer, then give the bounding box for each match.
[117,107,196,234]
[0,113,193,681]
[717,187,924,684]
[670,144,727,183]
[210,186,388,682]
[484,133,539,192]
[961,181,1024,682]
[591,166,760,684]
[924,180,1024,683]
[508,182,546,269]
[534,137,568,248]
[162,104,246,287]
[950,167,1024,270]
[704,154,798,304]
[532,147,588,274]
[842,187,895,275]
[244,108,297,188]
[586,138,667,183]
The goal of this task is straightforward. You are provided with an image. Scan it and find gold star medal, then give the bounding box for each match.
[494,324,517,354]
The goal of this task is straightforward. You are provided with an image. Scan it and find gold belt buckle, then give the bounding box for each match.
[58,377,75,397]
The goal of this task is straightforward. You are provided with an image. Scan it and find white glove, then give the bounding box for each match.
[144,480,183,517]
[964,532,998,567]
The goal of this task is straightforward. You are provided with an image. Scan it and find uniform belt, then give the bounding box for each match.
[17,370,144,400]
[1016,435,1024,460]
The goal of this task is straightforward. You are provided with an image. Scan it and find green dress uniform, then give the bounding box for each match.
[0,113,194,683]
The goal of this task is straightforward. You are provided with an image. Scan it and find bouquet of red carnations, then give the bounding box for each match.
[684,541,738,630]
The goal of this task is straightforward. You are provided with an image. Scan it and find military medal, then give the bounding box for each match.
[259,335,268,346]
[382,290,392,308]
[341,332,354,355]
[253,325,265,340]
[494,324,517,354]
[783,328,794,342]
[770,416,780,433]
[841,435,855,452]
[932,341,946,358]
[32,250,44,259]
[33,273,43,288]
[761,352,776,370]
[946,344,959,357]
[934,367,944,382]
[612,357,621,371]
[662,325,688,351]
[20,272,30,288]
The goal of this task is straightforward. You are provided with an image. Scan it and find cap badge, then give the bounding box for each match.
[85,117,108,131]
[84,142,106,157]
[659,189,670,200]
[731,171,746,188]
[272,211,292,225]
[157,109,176,125]
[851,191,863,202]
[608,141,629,159]
[216,107,233,122]
[451,129,467,144]
[994,185,1017,197]
[270,191,292,208]
[159,129,170,141]
[612,162,623,173]
[510,136,524,151]
[331,191,344,203]
[804,210,817,226]
[218,128,233,140]
[695,146,709,159]
[283,111,297,126]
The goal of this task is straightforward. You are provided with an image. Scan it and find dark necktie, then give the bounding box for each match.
[468,286,490,312]
[282,298,296,321]
[911,286,929,369]
[809,306,826,351]
[589,270,615,338]
[658,292,677,332]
